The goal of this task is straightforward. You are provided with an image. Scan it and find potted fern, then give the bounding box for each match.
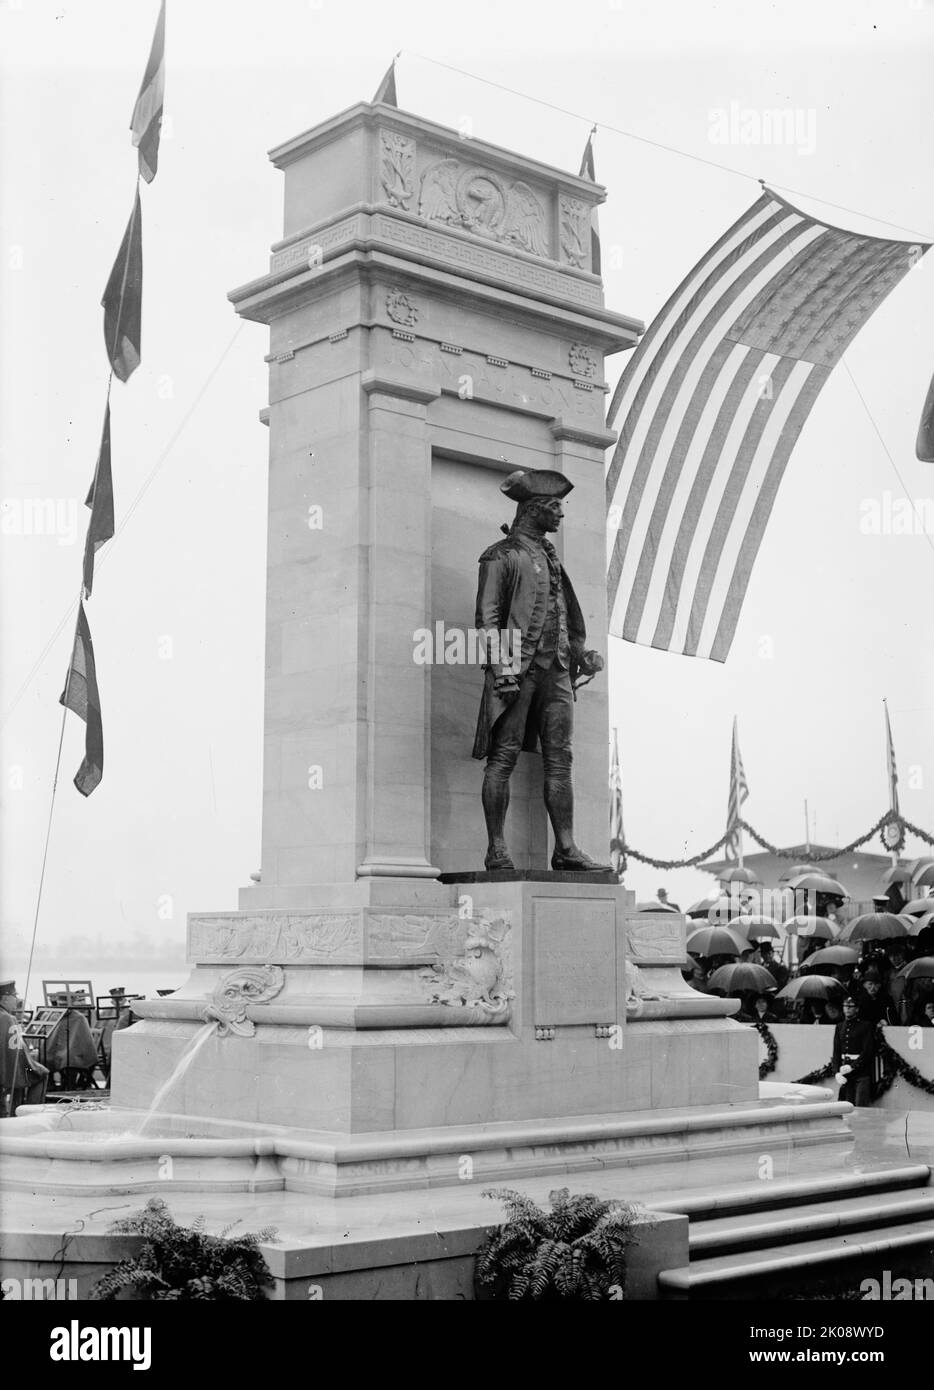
[475,1187,646,1300]
[89,1198,276,1301]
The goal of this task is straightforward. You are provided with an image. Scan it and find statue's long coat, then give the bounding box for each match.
[471,532,587,761]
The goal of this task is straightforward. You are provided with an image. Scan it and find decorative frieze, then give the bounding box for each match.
[418,159,549,259]
[189,913,361,962]
[371,215,602,307]
[626,916,685,965]
[535,1026,556,1041]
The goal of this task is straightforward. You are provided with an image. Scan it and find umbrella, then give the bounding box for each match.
[881,863,914,886]
[912,862,934,889]
[908,912,934,936]
[734,915,780,940]
[910,856,934,881]
[787,871,847,895]
[686,892,721,918]
[779,861,824,882]
[718,865,760,886]
[685,925,749,958]
[799,944,859,969]
[898,957,934,981]
[636,900,678,912]
[777,975,846,1001]
[784,915,836,940]
[705,897,744,923]
[902,897,934,916]
[838,913,909,942]
[706,963,778,995]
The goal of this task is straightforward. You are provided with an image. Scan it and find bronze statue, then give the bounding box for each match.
[472,468,610,873]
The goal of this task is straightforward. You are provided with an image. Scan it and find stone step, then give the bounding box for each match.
[690,1188,934,1255]
[658,1219,934,1297]
[648,1163,931,1222]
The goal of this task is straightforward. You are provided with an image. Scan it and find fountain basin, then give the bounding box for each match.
[0,1090,854,1198]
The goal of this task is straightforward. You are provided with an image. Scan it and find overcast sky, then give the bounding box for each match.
[2,0,932,973]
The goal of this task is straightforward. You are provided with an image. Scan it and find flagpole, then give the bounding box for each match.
[884,697,899,869]
[22,599,83,1008]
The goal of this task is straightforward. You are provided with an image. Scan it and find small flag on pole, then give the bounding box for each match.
[609,728,626,875]
[60,602,104,797]
[578,127,601,275]
[102,188,143,382]
[82,404,114,598]
[131,0,166,184]
[884,698,900,817]
[373,54,399,106]
[725,716,748,862]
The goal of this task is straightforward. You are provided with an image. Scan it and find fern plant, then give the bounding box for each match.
[89,1198,276,1301]
[476,1187,646,1300]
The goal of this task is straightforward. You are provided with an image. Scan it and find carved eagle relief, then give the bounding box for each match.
[418,158,461,225]
[504,181,548,258]
[417,158,550,259]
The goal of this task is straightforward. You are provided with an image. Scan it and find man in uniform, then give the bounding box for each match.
[472,468,608,874]
[0,980,49,1117]
[832,994,876,1107]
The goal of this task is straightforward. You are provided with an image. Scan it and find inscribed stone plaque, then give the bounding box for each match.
[533,898,617,1026]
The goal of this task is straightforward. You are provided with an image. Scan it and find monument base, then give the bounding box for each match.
[109,884,756,1141]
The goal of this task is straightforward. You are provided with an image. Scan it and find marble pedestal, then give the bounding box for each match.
[110,885,757,1175]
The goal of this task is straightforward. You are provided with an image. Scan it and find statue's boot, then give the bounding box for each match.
[551,845,613,873]
[485,842,516,872]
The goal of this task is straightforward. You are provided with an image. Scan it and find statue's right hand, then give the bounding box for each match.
[493,674,521,704]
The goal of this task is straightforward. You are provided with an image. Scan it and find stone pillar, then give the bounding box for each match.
[358,373,440,878]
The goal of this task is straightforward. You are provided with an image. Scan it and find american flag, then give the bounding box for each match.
[606,187,927,662]
[609,727,625,874]
[725,716,748,861]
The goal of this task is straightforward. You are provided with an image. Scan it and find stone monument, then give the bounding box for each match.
[110,101,764,1193]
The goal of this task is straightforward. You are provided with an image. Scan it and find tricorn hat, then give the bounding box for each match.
[500,468,574,502]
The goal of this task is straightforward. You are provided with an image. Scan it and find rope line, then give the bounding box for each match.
[404,51,934,241]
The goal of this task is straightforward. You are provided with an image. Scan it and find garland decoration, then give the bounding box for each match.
[793,1058,835,1085]
[875,1029,934,1098]
[755,1021,778,1080]
[620,811,931,872]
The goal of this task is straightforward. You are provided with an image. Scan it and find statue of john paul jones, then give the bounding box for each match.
[472,468,610,874]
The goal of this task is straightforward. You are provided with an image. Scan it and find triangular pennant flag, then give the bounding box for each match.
[373,56,398,106]
[917,369,934,462]
[578,127,601,275]
[131,0,166,183]
[102,188,143,382]
[59,602,104,797]
[82,404,114,598]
